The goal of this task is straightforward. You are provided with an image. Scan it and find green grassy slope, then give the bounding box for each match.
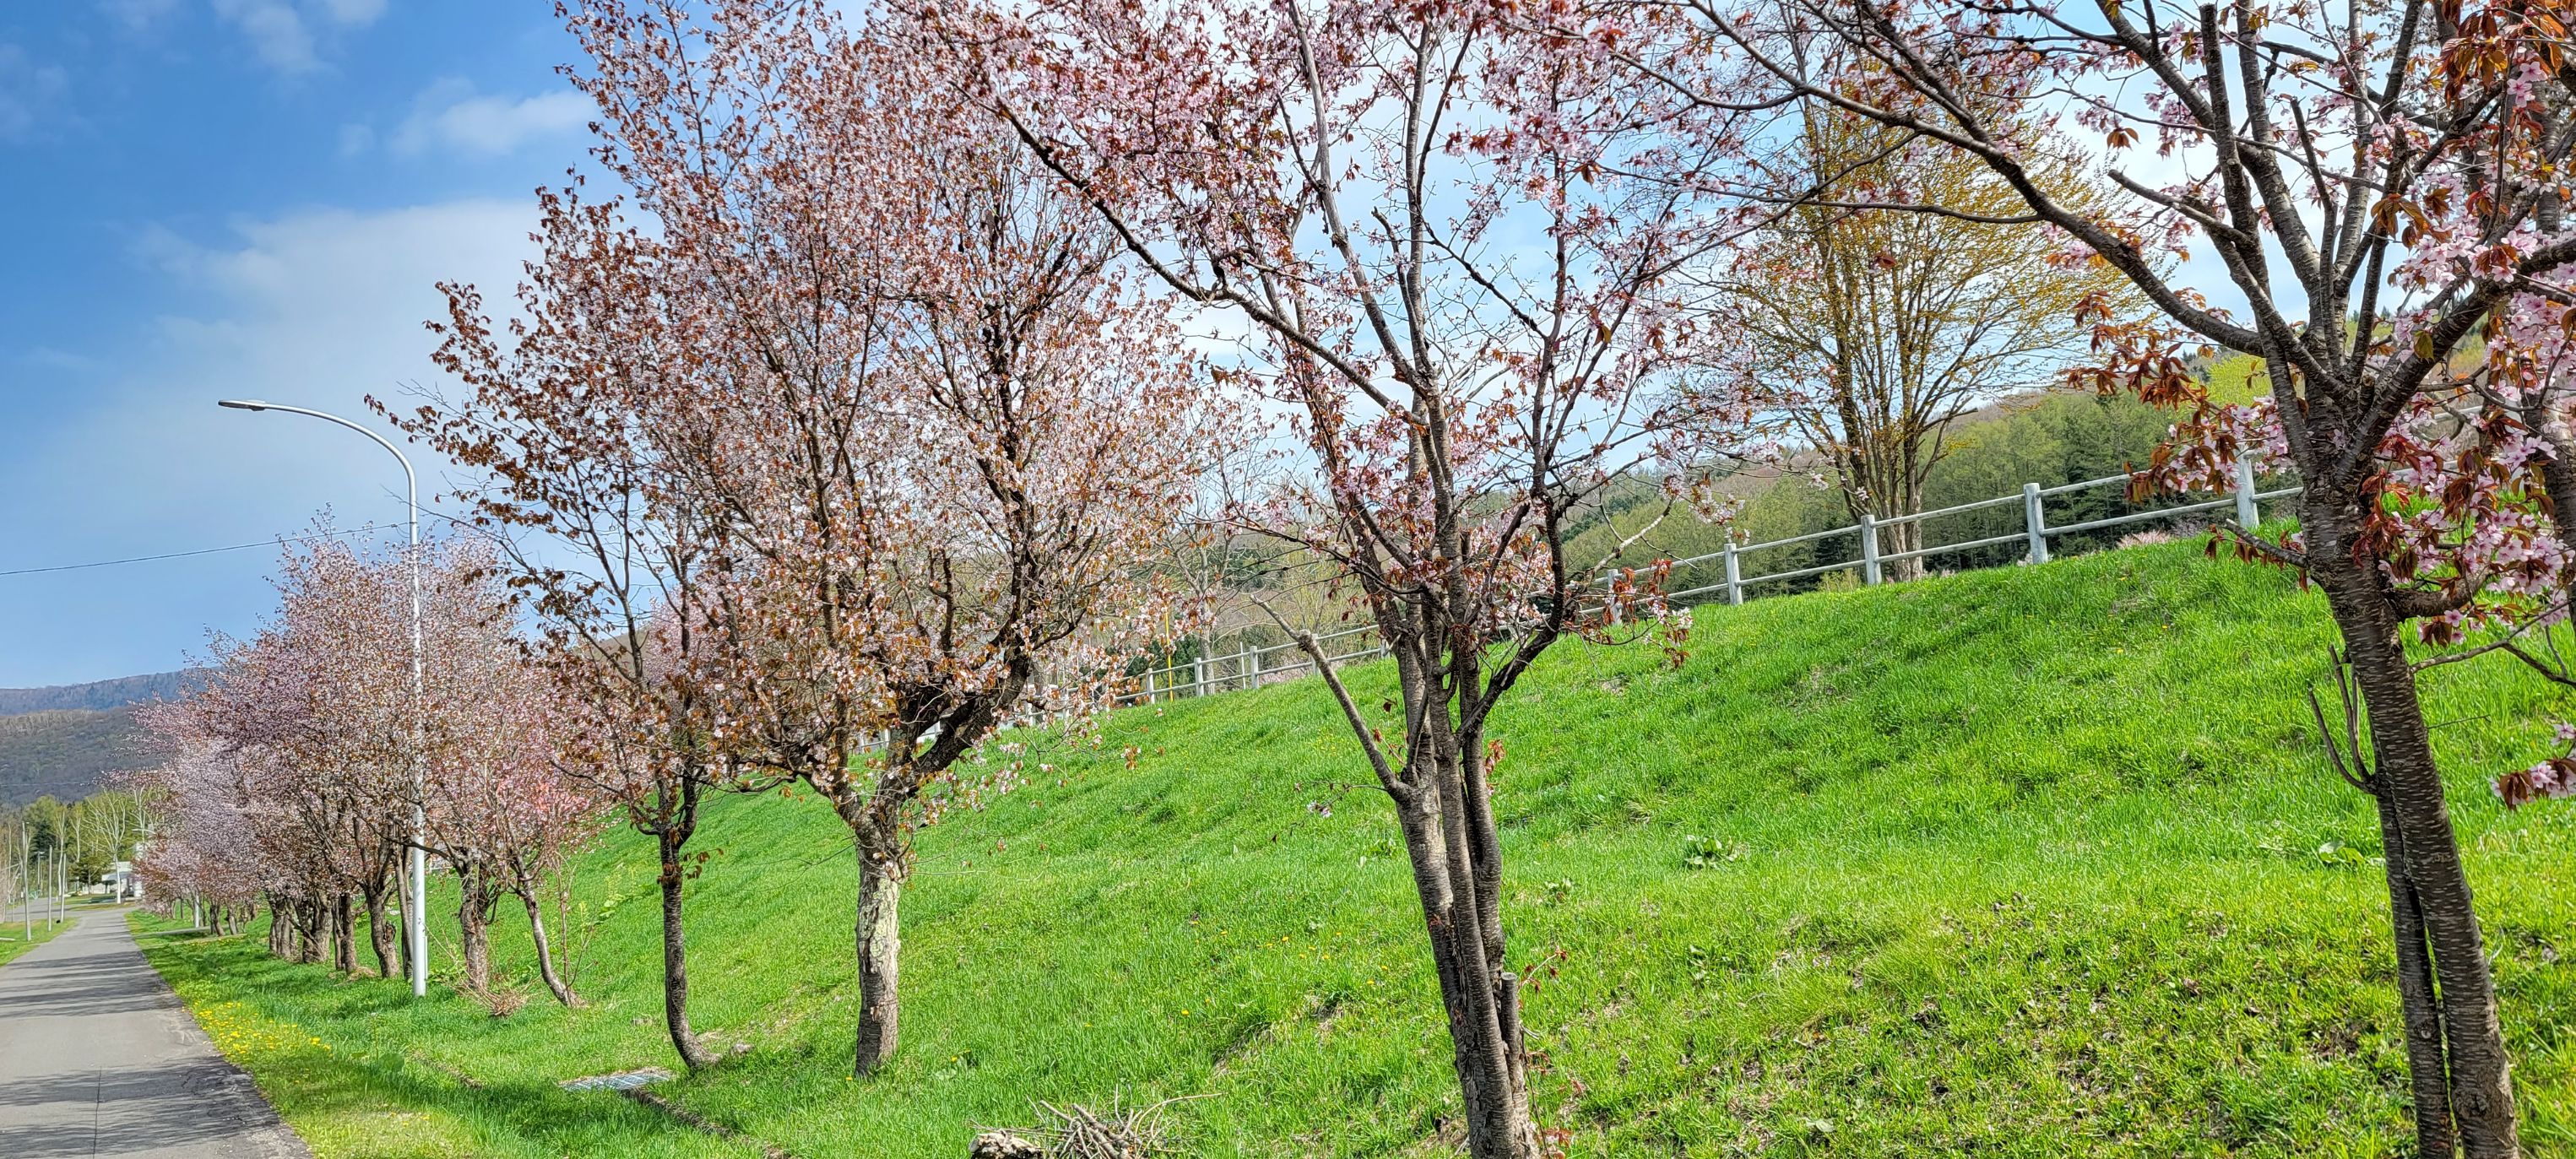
[0,902,79,968]
[137,542,2576,1157]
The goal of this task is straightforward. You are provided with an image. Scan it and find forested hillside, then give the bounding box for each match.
[0,707,166,805]
[0,671,191,805]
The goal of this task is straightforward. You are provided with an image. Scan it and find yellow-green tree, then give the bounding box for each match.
[1716,105,2147,578]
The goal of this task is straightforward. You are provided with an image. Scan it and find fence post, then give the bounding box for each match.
[1245,644,1261,689]
[1722,540,1743,606]
[2233,453,2260,528]
[1858,513,1882,585]
[2022,482,2051,564]
[1192,643,1207,697]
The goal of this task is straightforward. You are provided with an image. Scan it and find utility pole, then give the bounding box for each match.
[220,398,430,999]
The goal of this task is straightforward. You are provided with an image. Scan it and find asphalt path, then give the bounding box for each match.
[2,898,78,927]
[0,909,309,1158]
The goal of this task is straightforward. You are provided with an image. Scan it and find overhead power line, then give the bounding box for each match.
[0,523,405,579]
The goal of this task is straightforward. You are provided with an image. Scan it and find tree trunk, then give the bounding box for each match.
[1884,510,1925,582]
[332,893,355,974]
[456,870,500,995]
[521,891,578,1007]
[296,897,324,965]
[266,895,290,958]
[2369,766,2456,1158]
[853,835,906,1076]
[2307,498,2520,1157]
[657,831,716,1070]
[364,887,396,979]
[1394,745,1542,1159]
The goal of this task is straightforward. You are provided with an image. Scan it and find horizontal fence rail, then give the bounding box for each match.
[1096,462,2298,712]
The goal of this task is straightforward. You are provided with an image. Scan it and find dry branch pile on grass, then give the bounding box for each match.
[971,1096,1201,1158]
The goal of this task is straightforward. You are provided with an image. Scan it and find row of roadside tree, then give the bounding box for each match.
[130,1,2576,1155]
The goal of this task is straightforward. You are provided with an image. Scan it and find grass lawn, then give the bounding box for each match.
[0,902,85,967]
[133,540,2576,1156]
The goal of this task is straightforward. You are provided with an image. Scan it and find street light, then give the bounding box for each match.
[219,399,428,999]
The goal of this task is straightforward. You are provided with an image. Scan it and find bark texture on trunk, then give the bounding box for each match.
[522,892,578,1007]
[658,831,716,1070]
[296,897,324,965]
[2307,497,2520,1157]
[2372,772,2456,1158]
[1882,513,1926,582]
[1391,736,1540,1159]
[853,837,905,1076]
[456,869,501,995]
[364,887,396,980]
[393,885,411,981]
[266,895,291,958]
[331,893,355,974]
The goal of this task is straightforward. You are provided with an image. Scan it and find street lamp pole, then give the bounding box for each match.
[219,399,428,999]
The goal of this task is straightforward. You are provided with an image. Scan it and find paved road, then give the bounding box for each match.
[3,901,79,927]
[0,910,310,1158]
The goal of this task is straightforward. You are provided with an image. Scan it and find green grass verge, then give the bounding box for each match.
[0,903,84,967]
[133,540,2576,1157]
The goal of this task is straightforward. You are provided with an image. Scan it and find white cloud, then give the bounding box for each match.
[99,0,185,32]
[207,0,387,74]
[0,197,540,682]
[209,0,317,71]
[388,79,590,160]
[312,0,386,23]
[0,43,70,140]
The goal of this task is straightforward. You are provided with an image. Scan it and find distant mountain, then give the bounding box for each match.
[0,670,201,717]
[0,708,169,806]
[0,672,194,807]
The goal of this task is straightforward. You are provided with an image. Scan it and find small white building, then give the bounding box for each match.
[99,861,138,902]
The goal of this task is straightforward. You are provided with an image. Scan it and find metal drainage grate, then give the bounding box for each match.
[561,1068,675,1092]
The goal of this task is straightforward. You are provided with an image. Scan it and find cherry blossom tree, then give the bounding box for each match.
[471,694,604,1009]
[394,183,746,1063]
[138,528,420,976]
[943,1,1768,1150]
[135,528,599,1006]
[129,741,285,939]
[421,0,1217,1075]
[1607,1,2576,1151]
[409,544,604,1005]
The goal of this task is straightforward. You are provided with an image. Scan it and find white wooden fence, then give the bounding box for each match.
[1117,460,2301,706]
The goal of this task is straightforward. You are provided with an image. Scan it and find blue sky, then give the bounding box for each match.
[0,1,594,686]
[0,3,2281,691]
